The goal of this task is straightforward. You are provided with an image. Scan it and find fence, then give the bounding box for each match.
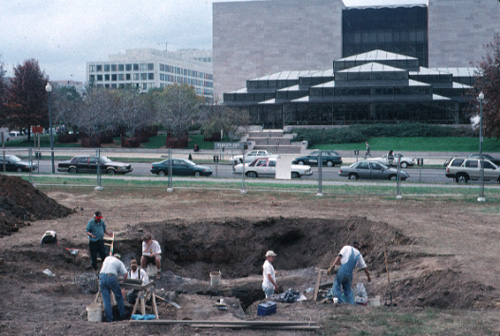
[1,147,499,201]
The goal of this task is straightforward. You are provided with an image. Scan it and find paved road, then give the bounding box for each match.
[32,160,455,184]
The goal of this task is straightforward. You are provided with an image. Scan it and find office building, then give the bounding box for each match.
[87,49,213,99]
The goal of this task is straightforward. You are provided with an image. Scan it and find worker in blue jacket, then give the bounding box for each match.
[85,211,113,270]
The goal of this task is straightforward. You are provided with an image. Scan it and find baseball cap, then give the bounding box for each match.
[114,253,121,260]
[265,250,277,257]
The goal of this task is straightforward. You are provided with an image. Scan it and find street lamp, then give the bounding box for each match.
[478,91,485,202]
[45,82,55,174]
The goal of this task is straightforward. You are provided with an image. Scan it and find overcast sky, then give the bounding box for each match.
[0,0,249,82]
[0,0,426,82]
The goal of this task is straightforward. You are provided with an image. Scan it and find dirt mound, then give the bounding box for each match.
[0,175,74,237]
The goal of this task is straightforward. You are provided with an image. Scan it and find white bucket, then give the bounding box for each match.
[147,264,157,278]
[86,303,103,322]
[210,271,221,286]
[368,295,381,307]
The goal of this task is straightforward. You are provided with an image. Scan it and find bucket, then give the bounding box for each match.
[86,302,103,322]
[210,271,221,286]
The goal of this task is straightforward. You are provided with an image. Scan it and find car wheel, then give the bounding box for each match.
[326,161,333,167]
[246,171,257,178]
[69,167,77,174]
[194,171,201,177]
[389,175,398,181]
[348,173,358,180]
[158,170,166,177]
[297,160,305,165]
[106,169,115,175]
[456,174,469,184]
[16,167,23,173]
[291,172,300,178]
[400,162,408,168]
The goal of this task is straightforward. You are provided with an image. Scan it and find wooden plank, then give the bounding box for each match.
[313,268,327,302]
[129,320,318,326]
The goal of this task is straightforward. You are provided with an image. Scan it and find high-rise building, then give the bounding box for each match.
[86,48,213,99]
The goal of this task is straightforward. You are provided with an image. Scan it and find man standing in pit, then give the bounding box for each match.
[85,211,113,271]
[262,250,279,298]
[140,233,162,278]
[99,253,128,322]
[327,241,371,304]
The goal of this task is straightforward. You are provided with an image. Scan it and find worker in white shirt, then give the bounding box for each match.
[99,253,127,322]
[124,259,149,304]
[140,233,162,278]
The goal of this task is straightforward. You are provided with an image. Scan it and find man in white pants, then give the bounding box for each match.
[262,250,279,298]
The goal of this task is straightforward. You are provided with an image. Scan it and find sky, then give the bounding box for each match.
[0,0,426,83]
[0,0,248,82]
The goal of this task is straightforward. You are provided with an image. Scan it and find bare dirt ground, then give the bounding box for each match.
[0,177,499,335]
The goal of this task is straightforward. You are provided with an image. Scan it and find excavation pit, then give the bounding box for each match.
[117,216,411,310]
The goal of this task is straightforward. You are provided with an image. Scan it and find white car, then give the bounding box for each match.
[369,153,415,168]
[229,150,279,164]
[233,157,312,178]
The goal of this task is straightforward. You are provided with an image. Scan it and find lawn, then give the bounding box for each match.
[314,137,500,152]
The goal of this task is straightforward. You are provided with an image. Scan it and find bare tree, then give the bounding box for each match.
[151,84,203,138]
[114,89,155,137]
[201,102,250,141]
[70,88,118,141]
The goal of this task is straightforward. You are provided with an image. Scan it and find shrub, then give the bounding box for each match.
[291,123,474,145]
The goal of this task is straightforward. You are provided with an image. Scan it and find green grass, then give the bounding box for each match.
[17,174,500,201]
[314,137,500,152]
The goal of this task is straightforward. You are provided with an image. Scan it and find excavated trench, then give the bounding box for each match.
[115,216,413,309]
[113,216,496,310]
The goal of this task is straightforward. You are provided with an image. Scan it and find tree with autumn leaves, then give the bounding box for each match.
[473,33,500,140]
[4,59,49,140]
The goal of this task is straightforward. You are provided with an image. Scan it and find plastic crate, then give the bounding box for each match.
[257,301,277,316]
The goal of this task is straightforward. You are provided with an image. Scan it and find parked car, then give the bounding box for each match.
[233,157,312,178]
[0,155,38,172]
[338,160,409,181]
[467,154,500,166]
[229,150,279,164]
[369,153,415,168]
[57,156,133,175]
[292,150,342,167]
[445,157,500,183]
[151,158,212,177]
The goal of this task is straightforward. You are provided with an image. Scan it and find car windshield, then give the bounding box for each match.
[9,156,22,162]
[100,157,112,163]
[184,159,196,166]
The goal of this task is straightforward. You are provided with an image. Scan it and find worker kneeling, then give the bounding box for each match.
[328,241,371,304]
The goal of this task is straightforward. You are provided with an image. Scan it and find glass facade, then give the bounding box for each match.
[343,7,428,67]
[224,50,476,128]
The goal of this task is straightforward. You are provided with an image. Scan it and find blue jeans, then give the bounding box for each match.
[99,274,126,322]
[333,273,354,304]
[262,285,274,298]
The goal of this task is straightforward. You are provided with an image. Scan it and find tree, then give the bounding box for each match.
[53,86,83,133]
[69,88,118,143]
[0,60,7,125]
[473,33,500,140]
[113,89,155,138]
[6,59,48,140]
[201,102,250,141]
[152,84,203,138]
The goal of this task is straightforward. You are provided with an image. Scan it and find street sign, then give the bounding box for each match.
[214,142,245,149]
[31,126,43,134]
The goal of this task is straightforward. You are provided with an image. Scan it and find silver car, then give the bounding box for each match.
[229,150,279,164]
[233,157,312,178]
[445,157,500,183]
[339,160,409,181]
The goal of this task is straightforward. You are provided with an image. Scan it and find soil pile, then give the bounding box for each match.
[0,174,74,237]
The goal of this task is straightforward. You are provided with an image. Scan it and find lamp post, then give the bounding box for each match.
[478,91,485,202]
[45,82,55,174]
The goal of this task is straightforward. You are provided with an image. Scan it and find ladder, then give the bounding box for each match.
[97,233,115,261]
